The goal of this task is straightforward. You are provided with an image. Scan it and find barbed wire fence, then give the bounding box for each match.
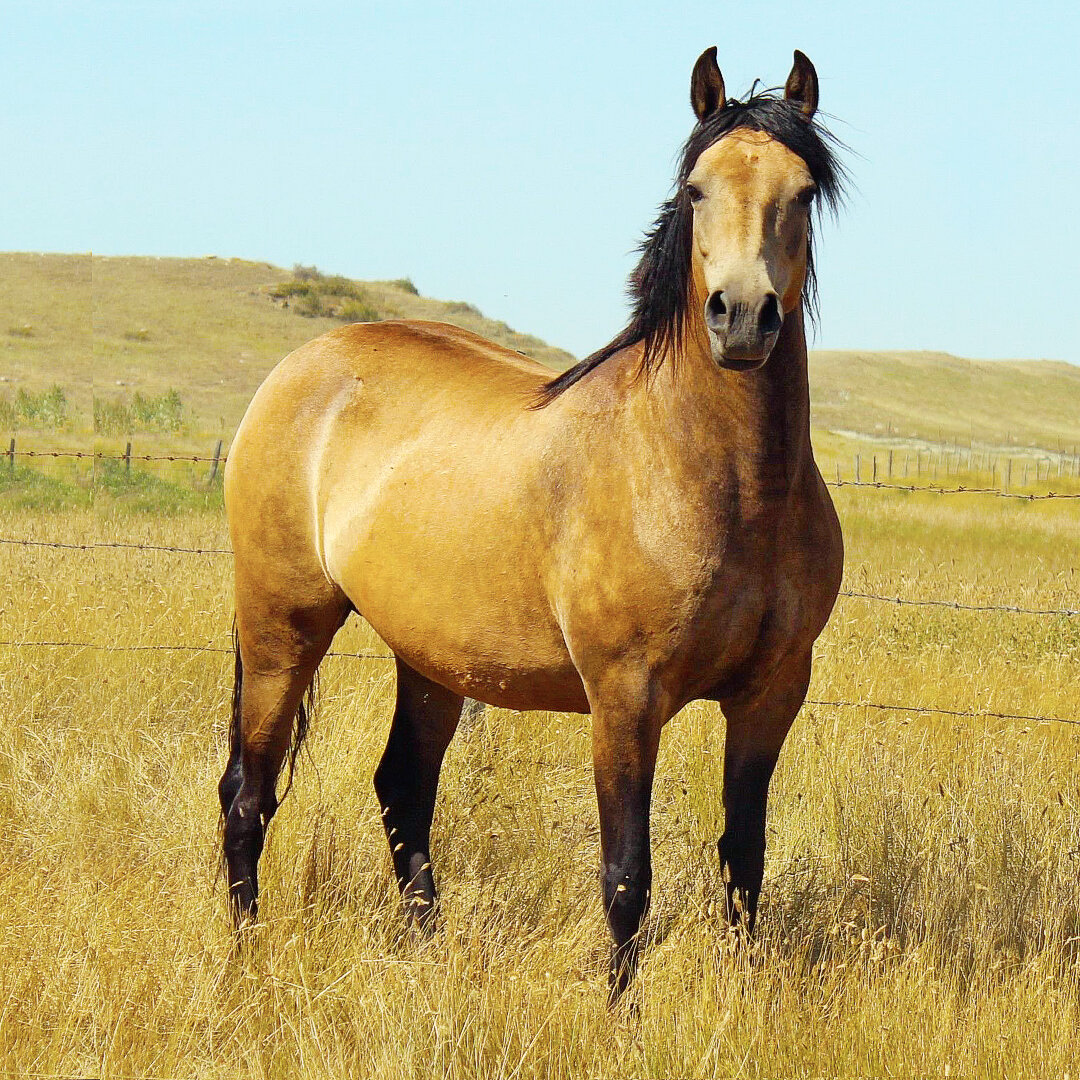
[3,445,1079,729]
[9,445,1080,499]
[4,536,1079,617]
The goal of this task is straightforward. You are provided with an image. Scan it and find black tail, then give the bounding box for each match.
[228,621,244,771]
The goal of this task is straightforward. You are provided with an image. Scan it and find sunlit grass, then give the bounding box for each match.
[1,489,1079,1077]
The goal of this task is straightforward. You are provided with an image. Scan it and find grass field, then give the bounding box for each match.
[2,480,1080,1077]
[3,253,1080,1076]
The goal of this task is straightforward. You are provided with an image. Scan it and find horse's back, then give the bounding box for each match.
[225,320,589,711]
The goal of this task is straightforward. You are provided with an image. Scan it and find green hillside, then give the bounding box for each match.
[1,254,1078,462]
[810,349,1080,454]
[0,253,574,441]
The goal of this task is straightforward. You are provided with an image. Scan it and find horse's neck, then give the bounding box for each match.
[633,309,814,499]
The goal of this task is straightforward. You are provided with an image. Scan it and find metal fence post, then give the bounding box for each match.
[208,439,223,487]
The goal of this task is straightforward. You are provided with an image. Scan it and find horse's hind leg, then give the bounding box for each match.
[374,658,463,931]
[220,596,346,925]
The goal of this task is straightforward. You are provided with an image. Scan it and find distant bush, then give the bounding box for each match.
[124,328,151,342]
[269,280,315,299]
[94,389,184,435]
[7,324,34,337]
[296,292,326,318]
[338,299,381,323]
[271,270,385,321]
[0,385,69,429]
[391,278,419,295]
[444,301,481,317]
[322,275,365,299]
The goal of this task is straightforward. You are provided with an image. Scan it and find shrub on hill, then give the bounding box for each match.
[0,385,69,430]
[339,299,381,323]
[94,389,185,435]
[271,270,383,322]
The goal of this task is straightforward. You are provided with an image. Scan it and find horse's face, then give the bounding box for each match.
[686,49,819,371]
[687,132,815,370]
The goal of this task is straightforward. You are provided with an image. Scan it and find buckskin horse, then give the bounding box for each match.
[220,47,846,999]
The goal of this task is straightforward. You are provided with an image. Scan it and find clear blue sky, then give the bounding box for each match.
[2,1,1078,363]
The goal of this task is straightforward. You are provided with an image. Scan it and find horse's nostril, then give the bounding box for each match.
[705,291,727,330]
[759,294,782,336]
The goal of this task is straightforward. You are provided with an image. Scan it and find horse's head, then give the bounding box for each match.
[686,49,824,371]
[534,49,844,407]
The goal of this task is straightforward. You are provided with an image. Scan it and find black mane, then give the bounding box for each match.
[536,88,846,405]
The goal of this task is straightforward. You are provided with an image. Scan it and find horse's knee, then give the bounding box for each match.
[602,862,652,942]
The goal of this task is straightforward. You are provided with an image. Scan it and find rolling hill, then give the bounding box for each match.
[1,253,1078,460]
[0,253,574,440]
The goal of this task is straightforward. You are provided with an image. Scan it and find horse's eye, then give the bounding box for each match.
[686,184,704,204]
[795,186,817,208]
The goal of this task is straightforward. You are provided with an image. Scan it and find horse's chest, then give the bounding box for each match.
[672,506,839,691]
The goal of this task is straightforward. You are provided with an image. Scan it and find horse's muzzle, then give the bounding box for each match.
[704,290,783,370]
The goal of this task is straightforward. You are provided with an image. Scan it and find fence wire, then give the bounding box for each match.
[5,536,1077,618]
[0,639,390,661]
[0,537,232,555]
[10,449,215,463]
[838,588,1080,618]
[4,449,1078,728]
[826,478,1080,500]
[1,637,1077,728]
[8,448,1080,499]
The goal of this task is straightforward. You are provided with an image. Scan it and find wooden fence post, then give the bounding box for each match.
[888,449,893,478]
[208,439,223,487]
[855,454,861,483]
[7,437,13,474]
[124,441,132,476]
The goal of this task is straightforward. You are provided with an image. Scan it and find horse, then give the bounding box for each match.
[219,46,846,1000]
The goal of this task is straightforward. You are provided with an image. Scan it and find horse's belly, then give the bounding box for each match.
[326,514,589,714]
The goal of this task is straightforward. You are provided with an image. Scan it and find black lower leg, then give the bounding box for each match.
[603,854,652,1001]
[223,775,277,923]
[218,753,243,819]
[594,715,661,1004]
[374,752,443,928]
[717,753,778,932]
[374,661,461,930]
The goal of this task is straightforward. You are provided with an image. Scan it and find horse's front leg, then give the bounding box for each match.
[590,687,664,1003]
[715,652,811,932]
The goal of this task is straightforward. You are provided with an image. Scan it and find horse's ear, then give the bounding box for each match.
[690,47,725,122]
[784,50,818,119]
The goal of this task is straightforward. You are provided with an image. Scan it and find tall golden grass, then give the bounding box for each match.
[2,487,1079,1077]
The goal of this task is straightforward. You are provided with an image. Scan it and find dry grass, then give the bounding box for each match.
[810,349,1080,453]
[0,253,574,448]
[2,483,1079,1078]
[5,253,1080,471]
